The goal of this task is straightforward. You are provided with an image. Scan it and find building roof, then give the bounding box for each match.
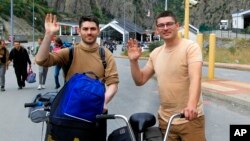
[100,19,145,35]
[58,21,78,28]
[232,9,250,17]
[58,21,105,28]
[115,19,145,34]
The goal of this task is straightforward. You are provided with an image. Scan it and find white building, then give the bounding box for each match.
[178,24,199,42]
[232,9,250,31]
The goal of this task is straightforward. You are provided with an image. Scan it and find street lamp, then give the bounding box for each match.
[0,22,3,40]
[165,0,168,11]
[184,0,198,39]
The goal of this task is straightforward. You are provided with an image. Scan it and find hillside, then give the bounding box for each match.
[49,0,250,28]
[0,0,249,37]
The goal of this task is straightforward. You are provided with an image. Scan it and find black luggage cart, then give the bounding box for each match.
[97,113,184,141]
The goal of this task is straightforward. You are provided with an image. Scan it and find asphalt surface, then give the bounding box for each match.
[0,44,249,141]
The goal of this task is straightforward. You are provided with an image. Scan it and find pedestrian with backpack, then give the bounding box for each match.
[0,39,9,92]
[35,14,119,141]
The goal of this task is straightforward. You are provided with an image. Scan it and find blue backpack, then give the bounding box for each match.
[49,47,107,128]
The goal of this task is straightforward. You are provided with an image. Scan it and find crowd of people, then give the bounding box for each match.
[102,40,117,53]
[0,36,71,91]
[0,10,206,141]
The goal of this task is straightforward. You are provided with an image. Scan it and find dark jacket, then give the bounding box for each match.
[0,47,9,65]
[9,46,31,68]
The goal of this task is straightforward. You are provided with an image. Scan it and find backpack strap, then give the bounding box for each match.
[63,47,74,77]
[99,47,107,69]
[64,46,107,77]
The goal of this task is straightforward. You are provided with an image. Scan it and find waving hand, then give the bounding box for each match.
[127,39,142,61]
[45,14,60,35]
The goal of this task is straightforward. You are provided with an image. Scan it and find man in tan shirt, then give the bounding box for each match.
[35,14,119,141]
[127,11,205,141]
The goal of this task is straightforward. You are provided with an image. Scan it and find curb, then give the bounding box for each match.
[202,90,250,109]
[114,55,250,71]
[203,62,250,71]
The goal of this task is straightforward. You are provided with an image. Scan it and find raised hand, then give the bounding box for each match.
[45,13,60,35]
[127,39,142,61]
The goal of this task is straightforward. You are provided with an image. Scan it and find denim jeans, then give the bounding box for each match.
[54,65,61,87]
[0,64,6,87]
[38,66,48,85]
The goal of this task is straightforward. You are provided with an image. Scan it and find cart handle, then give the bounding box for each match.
[164,113,185,141]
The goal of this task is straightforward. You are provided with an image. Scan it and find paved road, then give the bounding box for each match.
[202,67,250,83]
[1,49,250,141]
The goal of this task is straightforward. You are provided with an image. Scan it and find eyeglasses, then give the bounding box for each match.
[156,22,176,29]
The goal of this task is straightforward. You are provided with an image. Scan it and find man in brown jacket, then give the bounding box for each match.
[35,14,119,141]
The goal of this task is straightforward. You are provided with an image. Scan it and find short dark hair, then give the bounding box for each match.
[55,37,63,46]
[14,40,20,43]
[79,15,99,28]
[155,11,178,24]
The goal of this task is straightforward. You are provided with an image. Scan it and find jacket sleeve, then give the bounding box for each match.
[5,49,10,65]
[103,48,119,86]
[8,49,14,61]
[35,48,70,67]
[24,48,31,65]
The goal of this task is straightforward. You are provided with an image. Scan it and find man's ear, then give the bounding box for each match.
[97,27,100,34]
[176,22,180,28]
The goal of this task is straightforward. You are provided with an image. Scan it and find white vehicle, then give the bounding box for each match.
[219,20,229,30]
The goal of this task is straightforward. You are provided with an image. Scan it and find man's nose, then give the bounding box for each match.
[163,24,170,29]
[87,29,92,34]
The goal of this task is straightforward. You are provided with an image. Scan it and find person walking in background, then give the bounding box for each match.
[127,10,206,141]
[53,37,64,89]
[0,39,9,92]
[9,40,31,90]
[33,37,49,90]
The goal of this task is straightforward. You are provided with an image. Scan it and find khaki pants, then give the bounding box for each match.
[159,115,206,141]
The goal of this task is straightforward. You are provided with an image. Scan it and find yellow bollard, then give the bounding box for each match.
[47,135,54,141]
[73,138,80,141]
[184,0,190,39]
[208,34,216,80]
[197,33,203,50]
[178,31,182,38]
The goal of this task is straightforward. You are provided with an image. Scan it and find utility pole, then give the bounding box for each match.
[165,0,168,11]
[134,8,136,39]
[123,0,125,48]
[184,0,190,39]
[184,0,198,39]
[32,0,35,49]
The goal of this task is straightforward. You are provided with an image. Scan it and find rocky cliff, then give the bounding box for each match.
[190,0,250,28]
[1,0,250,37]
[48,0,250,29]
